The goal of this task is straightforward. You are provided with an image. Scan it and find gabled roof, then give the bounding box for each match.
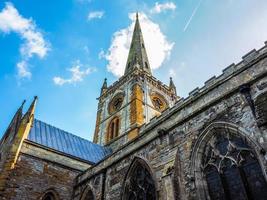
[27,119,111,164]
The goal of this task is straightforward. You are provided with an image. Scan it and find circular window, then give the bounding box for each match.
[113,97,123,110]
[150,93,168,112]
[108,93,124,114]
[152,97,164,110]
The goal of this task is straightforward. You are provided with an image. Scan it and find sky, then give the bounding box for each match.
[1,0,267,141]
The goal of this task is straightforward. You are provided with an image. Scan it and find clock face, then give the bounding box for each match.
[108,93,124,114]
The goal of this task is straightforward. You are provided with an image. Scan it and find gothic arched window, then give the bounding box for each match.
[81,187,95,200]
[202,132,267,200]
[42,191,57,200]
[122,157,157,200]
[107,116,120,142]
[83,190,94,200]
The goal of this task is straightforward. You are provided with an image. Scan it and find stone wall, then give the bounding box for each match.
[1,152,79,200]
[21,141,92,171]
[73,43,267,200]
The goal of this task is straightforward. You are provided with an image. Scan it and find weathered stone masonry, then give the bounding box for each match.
[1,13,267,200]
[73,43,267,200]
[1,153,78,200]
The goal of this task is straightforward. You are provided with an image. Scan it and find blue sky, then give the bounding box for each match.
[1,0,267,141]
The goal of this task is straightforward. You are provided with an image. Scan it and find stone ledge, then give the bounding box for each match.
[75,41,267,186]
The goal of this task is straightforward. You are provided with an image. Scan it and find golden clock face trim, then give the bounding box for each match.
[150,92,168,112]
[108,93,124,114]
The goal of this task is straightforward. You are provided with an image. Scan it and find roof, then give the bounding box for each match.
[27,119,112,164]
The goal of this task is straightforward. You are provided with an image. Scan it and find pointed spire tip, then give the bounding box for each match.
[101,77,107,90]
[169,77,175,87]
[124,10,152,75]
[22,99,26,106]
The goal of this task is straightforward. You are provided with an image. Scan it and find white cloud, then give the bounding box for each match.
[53,61,95,86]
[169,62,186,77]
[169,68,176,77]
[151,2,176,14]
[0,2,49,79]
[98,49,105,59]
[88,11,104,20]
[17,61,31,78]
[105,12,174,77]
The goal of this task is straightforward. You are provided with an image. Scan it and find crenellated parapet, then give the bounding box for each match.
[141,41,267,133]
[75,41,267,200]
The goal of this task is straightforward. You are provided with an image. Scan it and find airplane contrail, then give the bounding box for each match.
[183,0,203,32]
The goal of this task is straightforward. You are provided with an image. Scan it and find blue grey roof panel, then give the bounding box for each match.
[27,119,112,164]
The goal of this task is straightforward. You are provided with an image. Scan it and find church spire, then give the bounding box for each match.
[101,78,107,94]
[169,77,177,95]
[124,12,152,75]
[1,100,25,141]
[13,99,25,123]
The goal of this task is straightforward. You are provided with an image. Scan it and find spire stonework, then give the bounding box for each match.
[93,14,178,150]
[101,78,108,94]
[124,12,152,75]
[0,97,37,191]
[169,77,177,96]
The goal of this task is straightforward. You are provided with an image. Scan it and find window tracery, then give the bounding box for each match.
[122,158,157,200]
[202,132,267,200]
[80,186,95,200]
[152,97,163,110]
[42,191,57,200]
[108,93,124,114]
[150,92,168,112]
[113,98,123,110]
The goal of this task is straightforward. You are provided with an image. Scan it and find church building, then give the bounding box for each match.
[1,13,267,200]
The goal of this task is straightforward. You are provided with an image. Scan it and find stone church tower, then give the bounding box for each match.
[93,13,178,149]
[2,11,267,200]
